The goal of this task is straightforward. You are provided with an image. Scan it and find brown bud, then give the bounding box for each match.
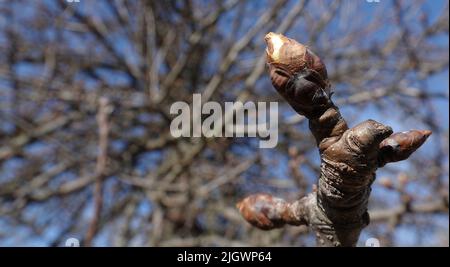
[265,32,329,91]
[236,193,292,230]
[378,130,432,166]
[265,33,332,118]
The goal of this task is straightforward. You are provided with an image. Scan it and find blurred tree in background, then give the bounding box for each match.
[0,0,448,246]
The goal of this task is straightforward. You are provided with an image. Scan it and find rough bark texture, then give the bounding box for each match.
[237,33,433,247]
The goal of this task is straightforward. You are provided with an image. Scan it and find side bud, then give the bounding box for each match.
[237,193,295,230]
[378,130,432,167]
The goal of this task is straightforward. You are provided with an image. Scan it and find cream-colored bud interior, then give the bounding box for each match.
[270,35,283,61]
[268,34,284,62]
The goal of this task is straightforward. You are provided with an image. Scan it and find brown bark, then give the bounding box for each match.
[237,33,432,247]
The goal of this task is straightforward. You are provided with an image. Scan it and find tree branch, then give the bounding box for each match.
[237,33,433,247]
[85,97,112,246]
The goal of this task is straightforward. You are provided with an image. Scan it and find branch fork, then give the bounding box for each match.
[237,33,432,246]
